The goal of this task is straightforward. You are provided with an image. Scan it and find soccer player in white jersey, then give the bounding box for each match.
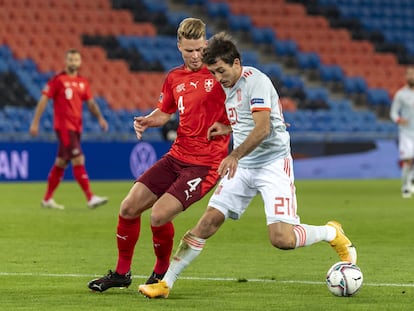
[390,66,414,198]
[138,32,357,298]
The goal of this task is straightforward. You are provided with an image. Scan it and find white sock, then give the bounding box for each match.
[163,231,205,289]
[402,165,412,190]
[293,224,336,248]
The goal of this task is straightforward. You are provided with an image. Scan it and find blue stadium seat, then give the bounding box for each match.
[273,40,298,57]
[0,59,8,73]
[366,88,391,107]
[304,87,329,102]
[343,76,368,94]
[281,74,305,90]
[206,2,231,18]
[140,0,168,13]
[228,15,253,32]
[250,27,276,45]
[296,52,321,70]
[257,63,283,79]
[166,11,190,26]
[318,64,344,82]
[241,50,259,66]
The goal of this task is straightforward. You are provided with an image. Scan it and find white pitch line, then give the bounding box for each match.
[0,272,413,287]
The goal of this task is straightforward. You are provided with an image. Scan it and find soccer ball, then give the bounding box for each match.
[326,261,363,297]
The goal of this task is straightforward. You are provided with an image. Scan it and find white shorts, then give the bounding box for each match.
[208,156,301,225]
[399,131,414,160]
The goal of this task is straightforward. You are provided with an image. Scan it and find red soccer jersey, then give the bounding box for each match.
[158,65,230,169]
[42,71,93,132]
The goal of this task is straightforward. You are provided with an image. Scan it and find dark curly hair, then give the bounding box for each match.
[202,32,241,66]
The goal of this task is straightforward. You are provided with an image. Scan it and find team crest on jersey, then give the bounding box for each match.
[176,83,185,93]
[79,82,85,90]
[204,79,214,92]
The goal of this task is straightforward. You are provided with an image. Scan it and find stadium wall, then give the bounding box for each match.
[0,139,400,181]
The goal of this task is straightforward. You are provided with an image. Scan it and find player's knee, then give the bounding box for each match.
[150,211,169,227]
[119,196,141,218]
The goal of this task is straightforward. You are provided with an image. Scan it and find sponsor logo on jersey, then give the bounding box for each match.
[190,81,199,89]
[204,79,214,92]
[250,98,264,105]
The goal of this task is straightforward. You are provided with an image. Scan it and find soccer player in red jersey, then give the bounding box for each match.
[88,18,230,292]
[29,49,109,210]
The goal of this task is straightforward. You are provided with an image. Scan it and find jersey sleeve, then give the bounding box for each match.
[390,90,403,122]
[157,72,176,114]
[248,73,272,112]
[42,78,56,99]
[82,79,93,101]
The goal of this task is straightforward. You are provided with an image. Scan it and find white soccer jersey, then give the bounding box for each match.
[390,86,414,135]
[222,66,290,168]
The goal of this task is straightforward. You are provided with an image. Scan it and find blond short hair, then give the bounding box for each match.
[177,18,206,42]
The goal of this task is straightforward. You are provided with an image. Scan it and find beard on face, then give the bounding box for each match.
[67,65,79,74]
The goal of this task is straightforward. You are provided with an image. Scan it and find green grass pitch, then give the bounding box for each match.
[0,179,413,310]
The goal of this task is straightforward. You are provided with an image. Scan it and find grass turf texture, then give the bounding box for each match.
[0,179,413,311]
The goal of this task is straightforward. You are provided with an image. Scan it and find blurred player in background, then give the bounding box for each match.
[390,66,414,198]
[29,48,109,210]
[139,32,357,299]
[88,18,230,292]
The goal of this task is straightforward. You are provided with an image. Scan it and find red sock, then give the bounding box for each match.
[72,165,93,201]
[115,215,141,275]
[151,222,175,275]
[44,165,65,200]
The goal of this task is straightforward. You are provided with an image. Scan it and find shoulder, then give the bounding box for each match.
[75,74,90,83]
[242,67,268,82]
[395,86,409,99]
[242,66,272,88]
[166,65,186,77]
[50,71,66,82]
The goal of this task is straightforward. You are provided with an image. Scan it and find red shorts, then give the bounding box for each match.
[137,154,220,210]
[55,130,83,161]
